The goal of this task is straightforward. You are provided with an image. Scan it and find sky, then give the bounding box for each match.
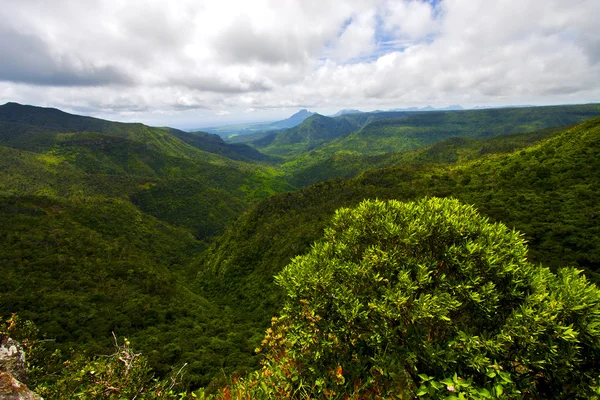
[0,0,598,129]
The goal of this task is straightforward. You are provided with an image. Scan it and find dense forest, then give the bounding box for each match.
[2,102,600,398]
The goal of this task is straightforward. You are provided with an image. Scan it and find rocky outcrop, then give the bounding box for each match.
[0,336,41,400]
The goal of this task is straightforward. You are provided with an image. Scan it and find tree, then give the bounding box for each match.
[232,198,600,399]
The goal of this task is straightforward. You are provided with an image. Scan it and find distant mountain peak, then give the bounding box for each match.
[331,109,362,117]
[284,109,314,122]
[388,105,465,112]
[442,104,464,111]
[266,109,315,130]
[290,109,313,118]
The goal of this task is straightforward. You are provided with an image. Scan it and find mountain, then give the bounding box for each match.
[252,114,361,155]
[272,104,600,183]
[0,102,297,388]
[441,104,464,110]
[285,125,565,187]
[195,109,314,139]
[196,117,600,338]
[168,129,276,162]
[326,104,600,155]
[5,101,600,395]
[0,102,238,164]
[0,103,295,237]
[331,109,362,117]
[266,109,314,129]
[389,105,464,111]
[251,111,417,157]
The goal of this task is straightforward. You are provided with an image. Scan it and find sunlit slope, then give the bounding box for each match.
[286,125,565,187]
[0,103,294,237]
[197,117,600,330]
[267,104,600,182]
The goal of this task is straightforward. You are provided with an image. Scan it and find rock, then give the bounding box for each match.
[0,335,41,400]
[1,337,27,383]
[0,371,42,400]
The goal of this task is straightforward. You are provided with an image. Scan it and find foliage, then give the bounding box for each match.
[274,104,600,182]
[168,129,277,163]
[35,335,189,399]
[197,117,600,371]
[0,193,275,389]
[256,114,362,156]
[4,101,600,395]
[224,198,600,399]
[0,103,294,389]
[285,126,563,187]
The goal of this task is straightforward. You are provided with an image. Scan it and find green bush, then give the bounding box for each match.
[34,334,188,399]
[230,198,600,399]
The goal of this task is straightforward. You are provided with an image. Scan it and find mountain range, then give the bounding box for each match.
[193,109,315,138]
[2,101,600,395]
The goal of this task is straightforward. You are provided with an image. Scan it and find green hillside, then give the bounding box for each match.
[0,103,201,161]
[254,114,361,155]
[197,117,600,337]
[253,111,417,156]
[0,102,275,167]
[329,105,600,154]
[4,102,600,397]
[0,195,264,388]
[0,103,293,237]
[0,103,295,390]
[278,104,600,184]
[168,129,276,163]
[286,126,564,187]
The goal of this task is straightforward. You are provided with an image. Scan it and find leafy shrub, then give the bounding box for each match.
[225,198,600,399]
[35,334,188,399]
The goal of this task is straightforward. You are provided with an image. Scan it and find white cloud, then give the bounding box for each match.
[328,9,378,61]
[0,0,598,127]
[382,0,437,40]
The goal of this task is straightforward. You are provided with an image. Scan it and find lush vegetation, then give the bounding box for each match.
[219,198,600,398]
[3,101,600,398]
[0,103,294,389]
[196,116,600,367]
[286,126,564,187]
[271,104,600,183]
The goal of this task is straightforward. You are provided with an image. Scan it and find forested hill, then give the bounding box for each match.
[251,104,600,158]
[250,110,417,155]
[271,104,600,185]
[197,117,600,329]
[3,102,600,395]
[0,102,293,237]
[168,129,276,162]
[0,102,293,388]
[0,102,270,164]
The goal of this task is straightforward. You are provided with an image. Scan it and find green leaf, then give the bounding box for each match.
[430,380,443,390]
[418,373,432,382]
[495,384,503,397]
[416,385,429,397]
[441,378,454,386]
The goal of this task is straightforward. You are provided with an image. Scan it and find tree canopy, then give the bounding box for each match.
[226,198,600,399]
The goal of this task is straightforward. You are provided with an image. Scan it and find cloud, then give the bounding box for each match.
[213,18,313,65]
[171,73,273,93]
[328,10,378,61]
[382,0,438,39]
[0,0,598,127]
[0,25,133,86]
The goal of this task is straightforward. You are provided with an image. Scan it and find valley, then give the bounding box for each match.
[2,102,600,397]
